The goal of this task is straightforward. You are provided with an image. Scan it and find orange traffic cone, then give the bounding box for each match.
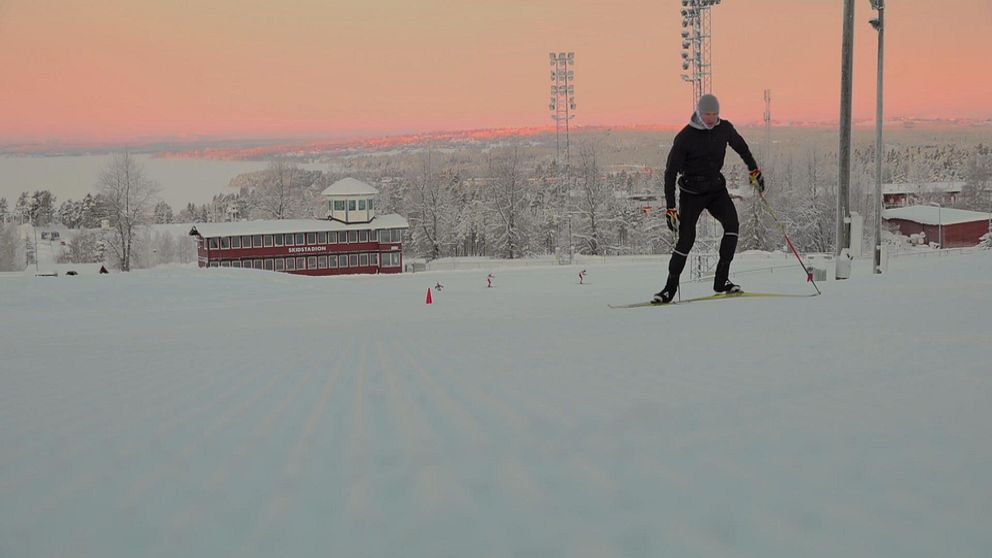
[425,288,433,304]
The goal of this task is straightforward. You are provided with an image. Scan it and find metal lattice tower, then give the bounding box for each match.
[679,0,721,108]
[548,52,575,173]
[548,52,576,263]
[763,89,772,161]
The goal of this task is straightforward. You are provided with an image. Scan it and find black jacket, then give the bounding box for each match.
[663,113,758,208]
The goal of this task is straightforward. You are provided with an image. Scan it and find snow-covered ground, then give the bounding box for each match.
[2,251,990,557]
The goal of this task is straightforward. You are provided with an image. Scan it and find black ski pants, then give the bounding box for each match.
[668,188,739,283]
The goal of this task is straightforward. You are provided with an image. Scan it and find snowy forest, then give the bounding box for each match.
[2,127,990,272]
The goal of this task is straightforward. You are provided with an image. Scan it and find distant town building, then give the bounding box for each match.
[882,181,964,208]
[882,205,991,248]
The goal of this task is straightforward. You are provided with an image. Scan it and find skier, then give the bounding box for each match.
[486,273,494,288]
[434,282,444,292]
[653,94,765,304]
[578,269,587,285]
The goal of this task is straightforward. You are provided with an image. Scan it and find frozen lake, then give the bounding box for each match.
[0,154,321,208]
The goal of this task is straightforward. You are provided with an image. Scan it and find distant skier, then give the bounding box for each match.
[434,282,444,292]
[578,269,587,285]
[653,94,765,304]
[486,273,494,288]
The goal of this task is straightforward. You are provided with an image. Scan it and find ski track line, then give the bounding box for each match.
[168,366,320,534]
[23,356,259,528]
[342,342,372,521]
[403,333,628,511]
[239,355,345,554]
[0,355,246,498]
[119,355,286,509]
[397,337,487,452]
[203,366,318,495]
[404,337,537,446]
[8,359,260,535]
[401,339,567,513]
[372,338,496,552]
[0,327,243,439]
[0,345,222,447]
[374,338,443,463]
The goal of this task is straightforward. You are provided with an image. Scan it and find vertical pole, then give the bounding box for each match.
[837,0,855,263]
[873,3,885,273]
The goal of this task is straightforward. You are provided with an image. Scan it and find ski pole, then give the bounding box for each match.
[757,192,822,295]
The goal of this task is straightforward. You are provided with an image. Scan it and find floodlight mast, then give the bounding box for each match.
[548,52,576,263]
[679,0,721,108]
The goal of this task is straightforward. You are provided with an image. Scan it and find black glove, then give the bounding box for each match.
[665,208,679,232]
[749,169,765,193]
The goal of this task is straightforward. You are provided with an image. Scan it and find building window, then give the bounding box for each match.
[359,253,369,267]
[334,200,345,211]
[252,235,262,248]
[368,199,374,211]
[339,255,348,268]
[285,233,294,246]
[264,259,274,270]
[286,258,296,271]
[263,235,273,247]
[318,232,326,244]
[318,255,327,269]
[297,257,306,270]
[275,258,285,271]
[274,234,283,247]
[371,253,379,266]
[328,255,338,268]
[221,237,230,249]
[233,260,242,268]
[383,252,400,267]
[358,199,366,210]
[307,256,317,270]
[232,236,241,249]
[307,232,316,245]
[348,230,358,243]
[359,230,368,242]
[296,233,305,245]
[209,261,219,267]
[253,259,263,269]
[242,236,252,248]
[349,254,359,267]
[328,231,337,243]
[348,200,356,211]
[371,230,378,242]
[221,260,231,267]
[378,229,390,243]
[209,238,218,249]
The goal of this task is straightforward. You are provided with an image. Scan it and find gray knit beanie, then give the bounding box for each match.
[697,94,720,114]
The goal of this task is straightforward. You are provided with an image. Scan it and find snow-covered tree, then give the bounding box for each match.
[31,191,57,226]
[59,229,105,264]
[406,151,454,260]
[486,148,532,259]
[96,152,159,271]
[572,145,614,255]
[254,161,311,220]
[0,224,20,271]
[153,201,174,224]
[58,199,84,229]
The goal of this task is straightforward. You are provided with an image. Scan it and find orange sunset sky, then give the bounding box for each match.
[1,0,990,144]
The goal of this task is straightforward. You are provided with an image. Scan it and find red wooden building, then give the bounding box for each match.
[882,205,991,248]
[189,178,409,275]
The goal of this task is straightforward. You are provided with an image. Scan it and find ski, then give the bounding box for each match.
[609,291,820,309]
